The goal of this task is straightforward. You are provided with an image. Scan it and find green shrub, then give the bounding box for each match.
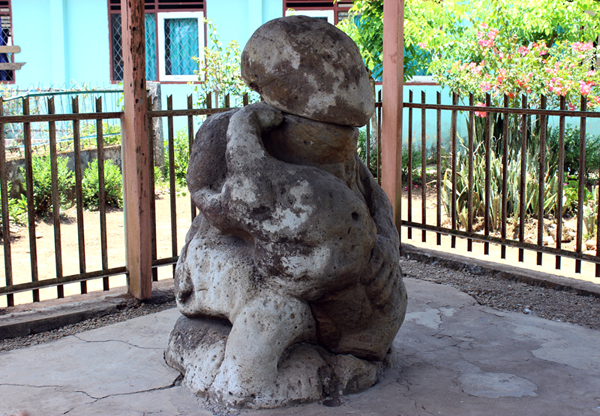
[548,126,600,180]
[164,129,190,188]
[194,19,260,108]
[21,155,74,214]
[441,135,558,232]
[0,182,27,228]
[82,159,123,210]
[402,148,423,182]
[357,129,379,177]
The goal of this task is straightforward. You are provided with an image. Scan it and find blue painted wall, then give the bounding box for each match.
[62,0,111,86]
[164,0,286,131]
[12,0,54,87]
[12,0,591,149]
[12,0,110,89]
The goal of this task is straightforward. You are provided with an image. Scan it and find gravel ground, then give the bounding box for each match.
[400,257,600,331]
[2,258,600,352]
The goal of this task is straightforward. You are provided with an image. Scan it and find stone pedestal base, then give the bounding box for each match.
[165,315,396,409]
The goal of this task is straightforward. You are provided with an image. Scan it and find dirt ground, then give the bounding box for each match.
[1,185,598,307]
[1,193,194,307]
[399,186,599,284]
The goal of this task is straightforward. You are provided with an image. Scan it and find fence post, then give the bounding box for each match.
[121,0,152,300]
[381,0,405,238]
[147,81,164,168]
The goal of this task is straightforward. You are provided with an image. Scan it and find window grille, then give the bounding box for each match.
[108,0,204,82]
[284,0,353,25]
[164,17,198,76]
[145,13,157,81]
[109,0,205,12]
[110,14,158,82]
[0,0,13,82]
[110,14,123,81]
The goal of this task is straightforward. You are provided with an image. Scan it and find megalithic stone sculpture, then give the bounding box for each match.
[165,15,408,409]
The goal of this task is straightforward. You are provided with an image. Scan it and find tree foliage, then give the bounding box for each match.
[193,19,259,107]
[338,0,600,82]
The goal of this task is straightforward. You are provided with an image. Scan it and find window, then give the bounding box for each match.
[157,12,203,81]
[108,0,205,82]
[0,0,13,83]
[284,1,354,25]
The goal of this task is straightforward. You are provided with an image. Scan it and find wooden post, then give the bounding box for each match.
[121,0,152,300]
[381,0,405,237]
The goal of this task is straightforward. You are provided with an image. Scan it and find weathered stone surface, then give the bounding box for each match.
[263,113,359,186]
[165,315,230,395]
[167,316,389,408]
[325,353,379,396]
[167,17,406,409]
[241,16,374,127]
[188,104,377,301]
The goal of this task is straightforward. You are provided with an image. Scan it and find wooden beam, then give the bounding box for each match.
[0,62,25,71]
[381,0,405,237]
[0,46,21,53]
[121,0,152,300]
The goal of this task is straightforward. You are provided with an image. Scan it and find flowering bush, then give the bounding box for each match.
[193,20,259,107]
[423,24,600,112]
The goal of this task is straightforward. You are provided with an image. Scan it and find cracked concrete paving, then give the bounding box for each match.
[2,278,600,416]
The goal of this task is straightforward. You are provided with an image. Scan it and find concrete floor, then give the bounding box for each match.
[1,277,599,416]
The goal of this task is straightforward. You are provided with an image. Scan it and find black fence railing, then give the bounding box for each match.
[0,92,237,307]
[399,90,600,277]
[2,88,599,308]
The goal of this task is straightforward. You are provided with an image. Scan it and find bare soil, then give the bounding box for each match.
[2,184,598,307]
[0,192,193,307]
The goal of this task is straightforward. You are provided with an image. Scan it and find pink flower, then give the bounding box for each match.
[418,42,427,48]
[481,82,492,92]
[488,29,500,39]
[579,80,595,96]
[568,103,576,111]
[478,39,494,48]
[581,84,592,95]
[517,46,529,56]
[573,42,594,52]
[471,65,483,75]
[480,23,489,29]
[538,49,548,56]
[474,102,487,117]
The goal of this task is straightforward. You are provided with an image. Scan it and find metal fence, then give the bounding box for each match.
[3,89,123,157]
[399,90,600,278]
[1,88,599,308]
[0,91,235,307]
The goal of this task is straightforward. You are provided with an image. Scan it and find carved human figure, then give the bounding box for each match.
[166,16,407,408]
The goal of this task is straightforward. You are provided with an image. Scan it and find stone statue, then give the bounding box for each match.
[165,16,408,409]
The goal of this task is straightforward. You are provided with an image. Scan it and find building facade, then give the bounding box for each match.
[6,0,353,107]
